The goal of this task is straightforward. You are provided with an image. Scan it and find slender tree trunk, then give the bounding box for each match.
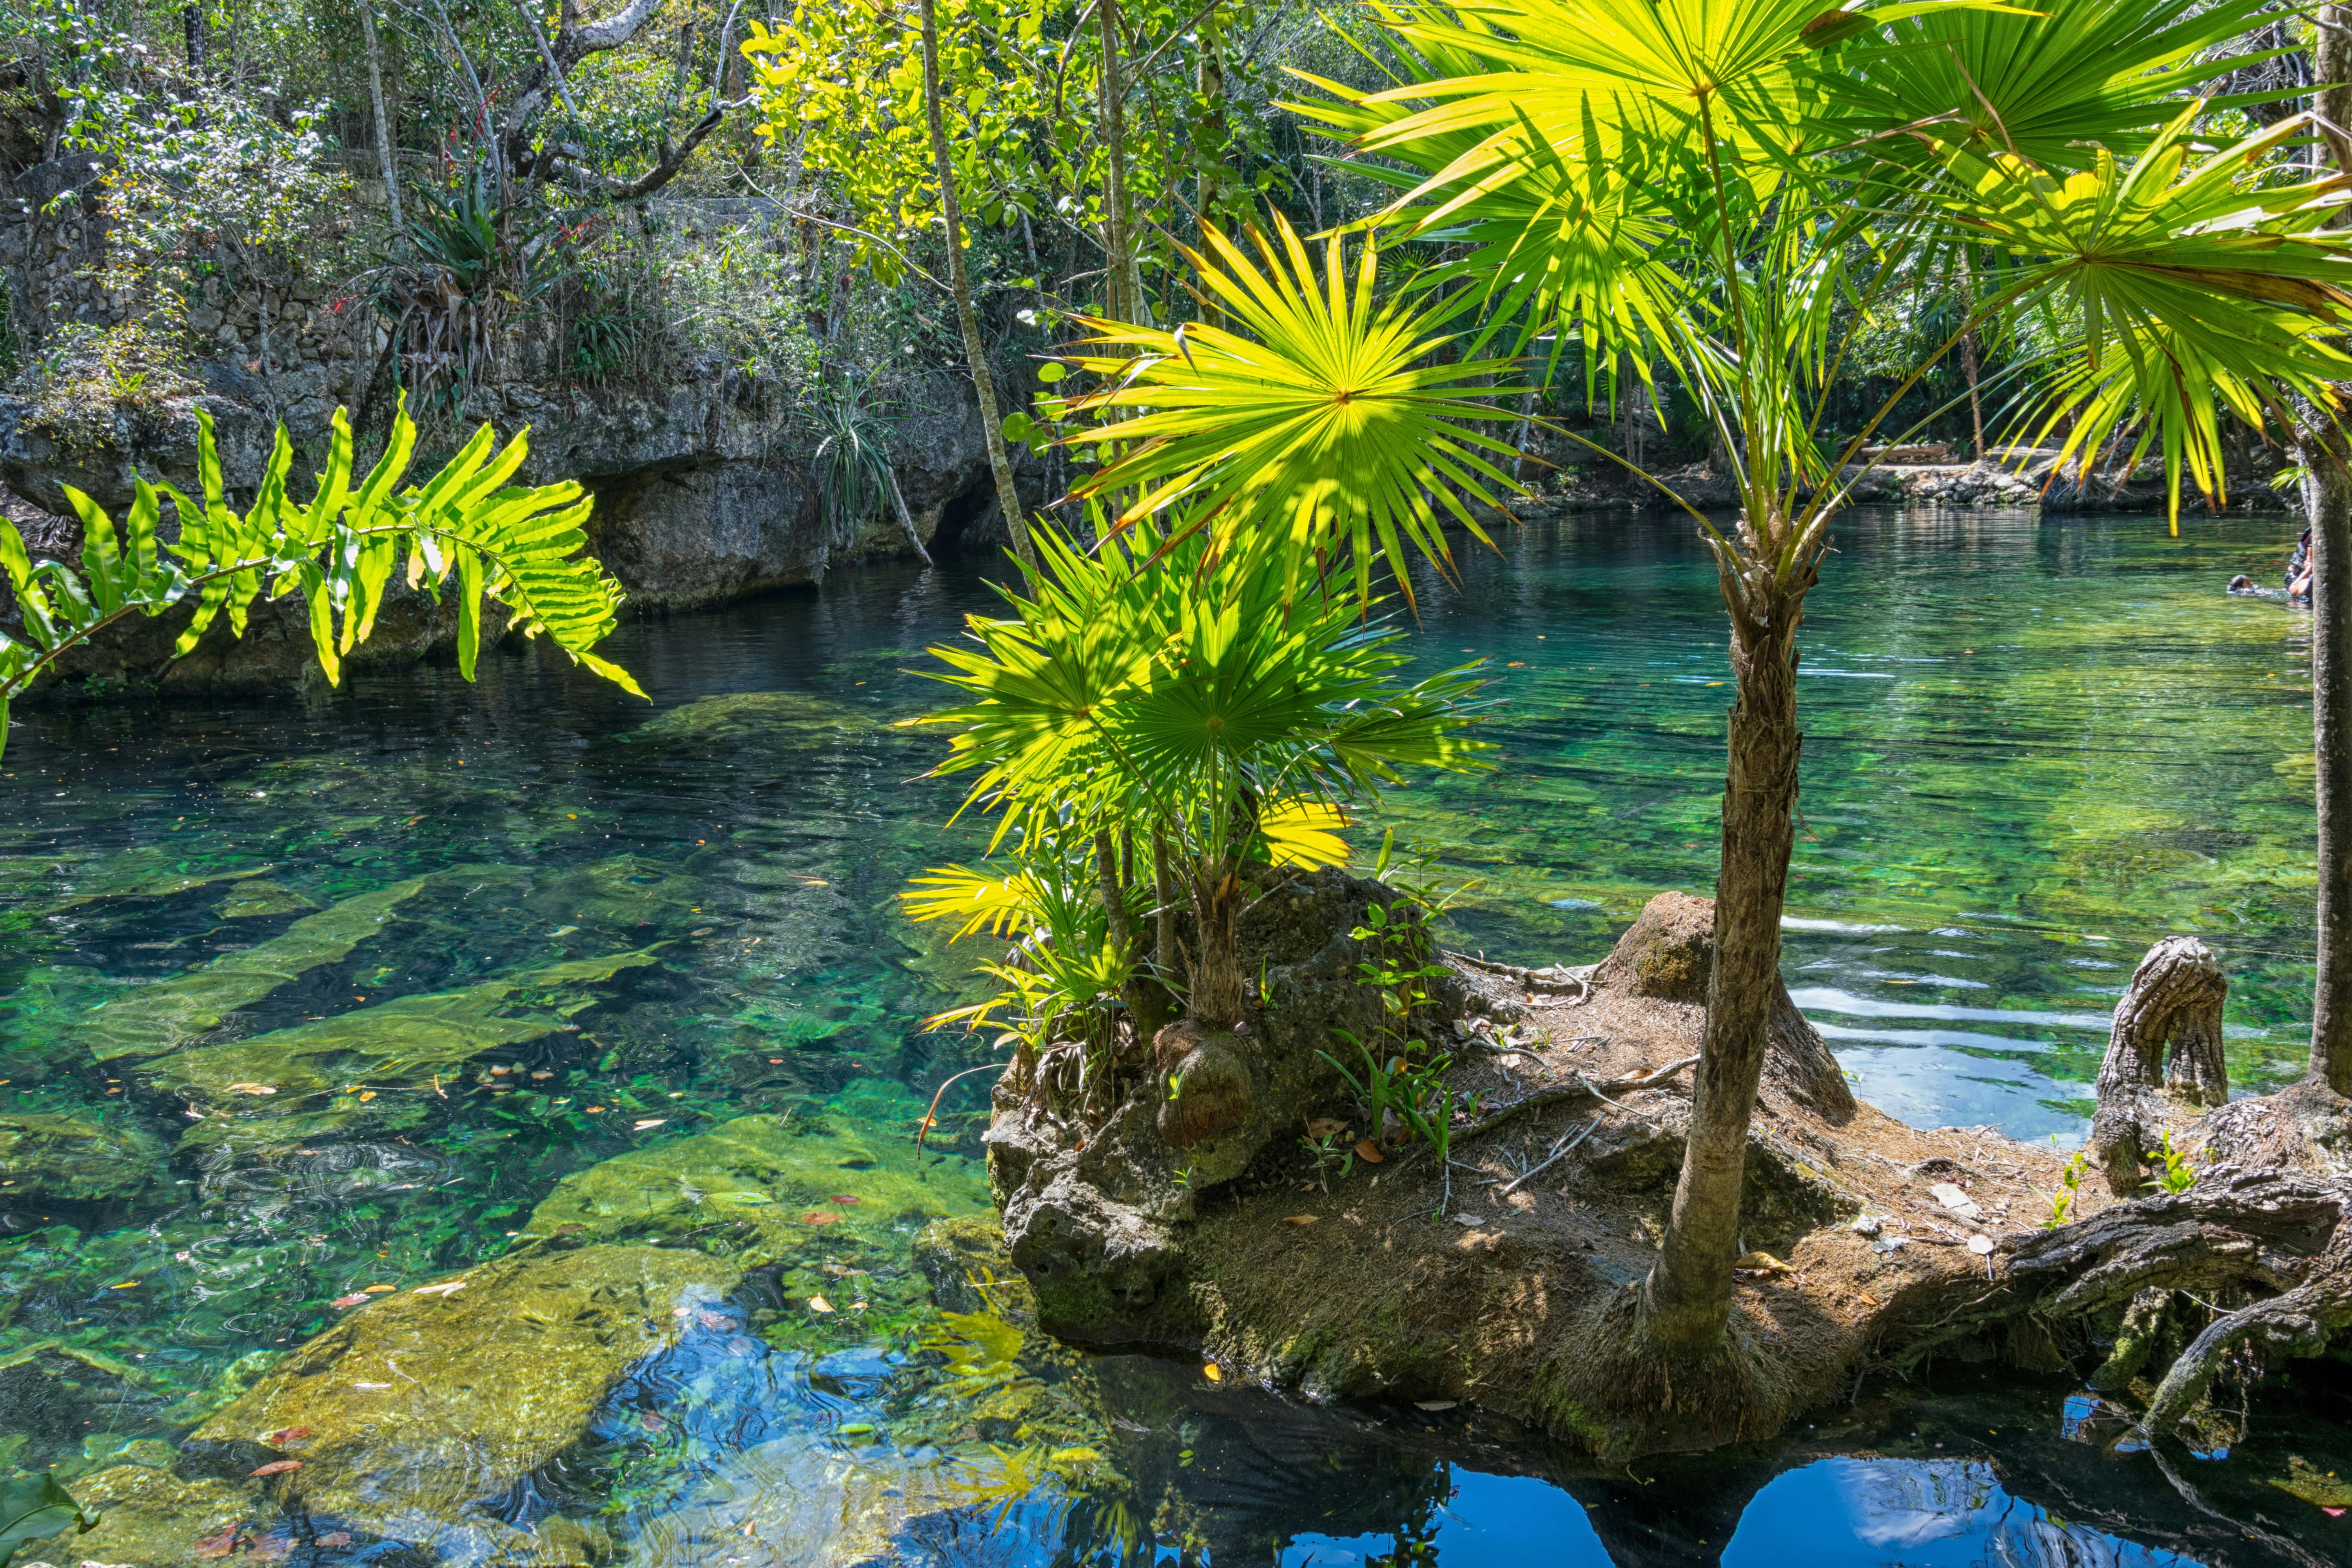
[885,471,933,566]
[1097,0,1143,323]
[920,0,1037,572]
[183,2,203,68]
[1640,508,1825,1351]
[1195,1,1225,245]
[2308,9,2352,1095]
[358,0,406,240]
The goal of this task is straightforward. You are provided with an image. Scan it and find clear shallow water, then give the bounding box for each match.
[0,506,2345,1563]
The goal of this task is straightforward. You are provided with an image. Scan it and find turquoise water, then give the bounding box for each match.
[0,506,2344,1563]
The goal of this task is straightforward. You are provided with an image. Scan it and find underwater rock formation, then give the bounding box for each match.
[180,1241,738,1556]
[524,1081,990,1263]
[0,1113,168,1203]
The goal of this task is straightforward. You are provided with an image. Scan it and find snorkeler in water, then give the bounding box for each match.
[2288,526,2313,604]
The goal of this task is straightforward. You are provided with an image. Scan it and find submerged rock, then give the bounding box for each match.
[147,946,666,1152]
[74,876,429,1063]
[523,1080,990,1266]
[621,690,872,750]
[54,1459,262,1568]
[182,1242,739,1555]
[0,1113,168,1203]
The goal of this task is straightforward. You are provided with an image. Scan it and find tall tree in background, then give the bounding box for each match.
[920,0,1036,568]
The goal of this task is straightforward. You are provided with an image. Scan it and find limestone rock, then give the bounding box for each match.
[521,1082,990,1266]
[181,1243,739,1546]
[0,1114,167,1203]
[1588,891,1857,1121]
[53,1461,261,1568]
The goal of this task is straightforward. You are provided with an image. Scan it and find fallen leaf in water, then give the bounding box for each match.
[227,1082,277,1095]
[1202,1363,1222,1382]
[109,1279,138,1289]
[316,1534,352,1548]
[1283,1214,1319,1226]
[695,1309,735,1330]
[1305,1118,1348,1140]
[354,1381,392,1390]
[263,1426,311,1444]
[633,1118,666,1130]
[829,1194,862,1203]
[801,1211,844,1226]
[412,1279,467,1296]
[808,1295,835,1313]
[194,1527,242,1559]
[363,1283,395,1293]
[250,1532,293,1559]
[358,1090,376,1102]
[1415,1400,1457,1412]
[331,1293,369,1308]
[1353,1140,1385,1164]
[248,1459,303,1477]
[691,927,715,936]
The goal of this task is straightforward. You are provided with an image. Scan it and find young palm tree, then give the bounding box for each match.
[915,517,1491,1040]
[1057,0,2352,1424]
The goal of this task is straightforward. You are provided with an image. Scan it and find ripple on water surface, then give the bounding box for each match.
[0,507,2341,1560]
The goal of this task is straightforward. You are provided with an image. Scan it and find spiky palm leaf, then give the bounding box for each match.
[1063,217,1530,607]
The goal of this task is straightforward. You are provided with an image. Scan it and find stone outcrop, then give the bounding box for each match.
[178,1241,738,1554]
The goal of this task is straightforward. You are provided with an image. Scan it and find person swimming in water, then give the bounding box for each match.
[2288,526,2313,604]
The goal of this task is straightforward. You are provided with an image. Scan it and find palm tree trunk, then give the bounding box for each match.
[919,0,1036,573]
[1641,511,1824,1350]
[2308,441,2352,1094]
[2308,9,2352,1094]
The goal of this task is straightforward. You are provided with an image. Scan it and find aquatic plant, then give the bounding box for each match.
[0,1474,93,1566]
[1058,0,2352,1407]
[0,394,642,753]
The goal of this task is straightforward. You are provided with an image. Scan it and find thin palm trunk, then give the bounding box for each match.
[2309,8,2352,1094]
[919,0,1036,572]
[1641,506,1825,1349]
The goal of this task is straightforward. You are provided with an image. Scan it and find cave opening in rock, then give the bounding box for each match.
[928,477,998,558]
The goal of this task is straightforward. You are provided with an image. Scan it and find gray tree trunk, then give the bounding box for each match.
[358,1,404,237]
[920,0,1036,573]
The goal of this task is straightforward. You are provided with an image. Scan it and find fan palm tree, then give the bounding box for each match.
[1054,0,2352,1428]
[915,516,1491,1040]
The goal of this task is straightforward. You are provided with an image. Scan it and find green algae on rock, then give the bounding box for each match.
[184,1242,739,1550]
[621,690,871,749]
[9,845,274,915]
[211,880,321,920]
[523,1080,989,1261]
[52,1459,261,1568]
[0,1114,168,1204]
[76,877,430,1063]
[148,947,669,1153]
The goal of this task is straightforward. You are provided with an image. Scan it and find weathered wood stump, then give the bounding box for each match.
[2090,936,2228,1195]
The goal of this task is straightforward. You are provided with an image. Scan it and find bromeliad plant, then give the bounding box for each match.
[904,516,1491,1114]
[0,395,642,753]
[1056,0,2352,1410]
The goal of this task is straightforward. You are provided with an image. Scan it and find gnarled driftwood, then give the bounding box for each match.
[2091,936,2228,1195]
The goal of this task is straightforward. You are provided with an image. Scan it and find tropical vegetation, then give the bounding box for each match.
[1053,0,2352,1377]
